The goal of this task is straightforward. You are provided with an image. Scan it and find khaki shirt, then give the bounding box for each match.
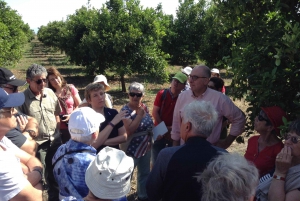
[18,87,62,144]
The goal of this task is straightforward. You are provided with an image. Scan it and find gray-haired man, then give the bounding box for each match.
[146,101,226,201]
[17,64,62,201]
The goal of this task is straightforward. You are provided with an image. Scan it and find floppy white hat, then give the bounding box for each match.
[181,66,192,75]
[68,107,105,137]
[85,147,134,199]
[93,75,111,91]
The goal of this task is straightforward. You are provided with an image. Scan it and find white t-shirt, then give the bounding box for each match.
[0,136,27,201]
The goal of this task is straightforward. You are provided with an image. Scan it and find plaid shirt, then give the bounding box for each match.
[52,139,97,198]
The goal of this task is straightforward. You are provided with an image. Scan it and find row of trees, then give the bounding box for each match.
[0,0,35,66]
[37,0,300,133]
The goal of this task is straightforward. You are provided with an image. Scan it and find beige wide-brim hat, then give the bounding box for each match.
[93,75,111,91]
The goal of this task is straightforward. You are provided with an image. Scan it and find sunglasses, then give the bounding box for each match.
[258,113,270,123]
[284,134,300,144]
[129,92,143,97]
[33,79,48,85]
[188,75,208,81]
[4,85,18,93]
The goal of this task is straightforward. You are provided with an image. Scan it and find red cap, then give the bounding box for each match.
[261,106,288,136]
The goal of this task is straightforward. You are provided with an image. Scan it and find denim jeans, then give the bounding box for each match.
[133,150,151,199]
[151,138,172,165]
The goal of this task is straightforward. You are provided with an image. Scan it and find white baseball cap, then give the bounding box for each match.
[85,147,134,199]
[181,66,192,75]
[68,107,105,137]
[211,68,220,74]
[93,75,111,91]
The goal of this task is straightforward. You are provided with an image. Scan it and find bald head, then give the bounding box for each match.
[193,65,211,78]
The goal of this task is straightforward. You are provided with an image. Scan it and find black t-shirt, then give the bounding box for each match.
[97,107,123,152]
[5,126,26,148]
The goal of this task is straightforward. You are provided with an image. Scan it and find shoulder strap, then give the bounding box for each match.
[52,149,94,168]
[159,89,168,116]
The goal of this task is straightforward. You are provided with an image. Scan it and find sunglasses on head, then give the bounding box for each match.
[129,92,143,97]
[284,134,300,144]
[33,79,47,85]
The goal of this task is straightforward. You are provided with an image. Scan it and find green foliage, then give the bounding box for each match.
[38,0,169,91]
[0,0,32,66]
[162,0,207,65]
[210,0,300,136]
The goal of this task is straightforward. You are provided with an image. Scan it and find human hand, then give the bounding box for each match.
[275,146,293,175]
[112,110,128,124]
[136,107,145,117]
[16,114,28,131]
[61,114,70,122]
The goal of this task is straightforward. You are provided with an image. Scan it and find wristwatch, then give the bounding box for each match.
[25,129,37,138]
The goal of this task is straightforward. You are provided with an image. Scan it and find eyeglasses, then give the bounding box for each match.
[284,134,300,144]
[188,75,208,81]
[4,85,18,93]
[33,79,47,85]
[258,112,270,123]
[129,92,143,97]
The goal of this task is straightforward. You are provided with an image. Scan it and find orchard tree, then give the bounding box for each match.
[210,0,300,136]
[0,0,32,66]
[163,0,207,66]
[57,0,169,91]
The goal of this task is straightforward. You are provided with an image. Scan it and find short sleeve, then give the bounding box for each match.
[0,147,27,200]
[153,89,164,108]
[5,128,27,148]
[69,84,79,96]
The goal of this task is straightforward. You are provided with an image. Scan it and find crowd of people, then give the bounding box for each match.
[0,64,300,201]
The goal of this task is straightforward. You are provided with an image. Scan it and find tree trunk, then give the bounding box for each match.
[121,74,126,92]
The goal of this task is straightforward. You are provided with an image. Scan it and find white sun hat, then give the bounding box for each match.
[181,66,193,75]
[93,75,111,91]
[85,147,134,199]
[68,107,105,137]
[211,68,220,74]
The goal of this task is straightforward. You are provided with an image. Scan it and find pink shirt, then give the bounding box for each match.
[171,88,245,144]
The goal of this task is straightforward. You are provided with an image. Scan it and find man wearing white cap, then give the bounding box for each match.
[80,74,113,108]
[62,147,134,201]
[52,107,105,200]
[181,66,192,90]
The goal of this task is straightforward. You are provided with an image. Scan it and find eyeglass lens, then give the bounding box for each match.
[129,92,142,97]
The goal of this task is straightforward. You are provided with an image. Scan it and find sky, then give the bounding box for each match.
[4,0,179,33]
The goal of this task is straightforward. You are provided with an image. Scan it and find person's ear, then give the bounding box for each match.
[186,121,192,132]
[26,78,30,84]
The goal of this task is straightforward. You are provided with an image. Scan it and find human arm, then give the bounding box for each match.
[152,106,162,125]
[10,180,43,201]
[122,107,145,136]
[268,146,300,201]
[102,126,127,146]
[171,95,182,146]
[92,110,127,148]
[215,134,237,149]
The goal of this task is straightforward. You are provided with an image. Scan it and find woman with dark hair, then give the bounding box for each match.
[47,67,82,143]
[244,106,287,177]
[256,119,300,201]
[208,77,225,92]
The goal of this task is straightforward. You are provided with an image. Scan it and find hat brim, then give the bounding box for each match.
[3,92,25,108]
[7,79,27,86]
[86,169,131,199]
